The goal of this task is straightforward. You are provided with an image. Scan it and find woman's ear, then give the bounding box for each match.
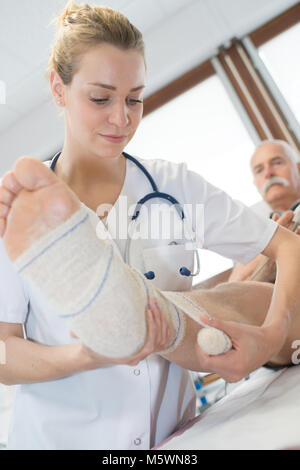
[50,70,65,104]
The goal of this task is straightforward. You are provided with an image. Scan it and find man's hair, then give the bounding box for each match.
[253,139,300,165]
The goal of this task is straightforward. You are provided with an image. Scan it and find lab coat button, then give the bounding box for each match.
[134,369,141,376]
[134,438,142,446]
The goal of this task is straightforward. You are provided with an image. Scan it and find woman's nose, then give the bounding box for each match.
[108,102,129,127]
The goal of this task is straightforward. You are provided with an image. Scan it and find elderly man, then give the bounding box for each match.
[230,140,300,282]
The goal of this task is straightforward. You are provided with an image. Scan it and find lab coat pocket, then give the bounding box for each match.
[142,244,194,292]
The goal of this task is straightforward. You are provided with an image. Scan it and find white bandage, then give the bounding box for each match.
[162,292,232,355]
[197,327,232,355]
[15,206,232,358]
[14,207,185,357]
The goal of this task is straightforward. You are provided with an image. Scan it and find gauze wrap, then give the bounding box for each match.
[14,207,186,357]
[14,207,231,357]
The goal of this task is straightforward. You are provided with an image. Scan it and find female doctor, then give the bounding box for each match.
[1,1,300,450]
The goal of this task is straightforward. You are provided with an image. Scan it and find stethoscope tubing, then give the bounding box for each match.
[50,151,200,277]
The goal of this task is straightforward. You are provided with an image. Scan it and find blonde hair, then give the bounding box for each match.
[45,0,145,85]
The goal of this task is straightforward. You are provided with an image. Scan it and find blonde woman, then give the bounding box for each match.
[1,1,300,450]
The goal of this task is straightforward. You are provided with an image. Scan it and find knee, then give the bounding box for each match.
[213,280,244,294]
[216,280,273,295]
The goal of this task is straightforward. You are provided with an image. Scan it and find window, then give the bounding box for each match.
[125,74,256,282]
[258,22,300,124]
[124,6,300,284]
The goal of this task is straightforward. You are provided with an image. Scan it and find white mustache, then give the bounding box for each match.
[260,176,290,196]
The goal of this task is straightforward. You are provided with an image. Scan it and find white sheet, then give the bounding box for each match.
[158,366,300,450]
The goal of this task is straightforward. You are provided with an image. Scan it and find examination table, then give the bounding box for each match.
[157,365,300,450]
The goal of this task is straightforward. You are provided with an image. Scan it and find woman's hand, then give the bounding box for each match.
[272,209,300,234]
[72,298,173,370]
[230,211,300,283]
[252,211,300,283]
[195,314,289,382]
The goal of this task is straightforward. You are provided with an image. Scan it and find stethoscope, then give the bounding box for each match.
[269,199,300,222]
[50,151,200,280]
[250,199,300,281]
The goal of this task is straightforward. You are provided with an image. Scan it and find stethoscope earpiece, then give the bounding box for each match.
[179,267,191,277]
[144,271,155,280]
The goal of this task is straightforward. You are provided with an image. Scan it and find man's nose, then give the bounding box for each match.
[264,165,275,179]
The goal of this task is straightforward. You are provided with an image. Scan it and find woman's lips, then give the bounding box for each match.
[99,133,127,143]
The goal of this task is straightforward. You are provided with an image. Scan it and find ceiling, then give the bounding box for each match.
[0,0,298,174]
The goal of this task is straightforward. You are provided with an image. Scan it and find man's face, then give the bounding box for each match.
[251,143,300,208]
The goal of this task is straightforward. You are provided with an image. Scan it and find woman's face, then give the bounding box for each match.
[53,43,146,159]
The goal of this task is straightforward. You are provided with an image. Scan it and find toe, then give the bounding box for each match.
[0,202,10,218]
[13,156,58,191]
[0,218,6,238]
[0,186,15,206]
[2,171,23,195]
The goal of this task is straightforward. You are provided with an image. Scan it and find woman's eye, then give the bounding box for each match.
[127,98,143,105]
[89,97,143,106]
[90,98,109,104]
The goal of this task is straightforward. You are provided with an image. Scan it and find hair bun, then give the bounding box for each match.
[46,1,145,86]
[53,0,83,28]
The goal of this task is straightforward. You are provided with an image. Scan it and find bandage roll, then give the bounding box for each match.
[163,292,232,355]
[197,327,232,355]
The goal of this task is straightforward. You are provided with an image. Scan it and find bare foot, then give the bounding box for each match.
[0,156,80,261]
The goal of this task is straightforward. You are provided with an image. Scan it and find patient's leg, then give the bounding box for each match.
[2,158,295,366]
[184,281,299,367]
[0,157,230,359]
[188,281,273,326]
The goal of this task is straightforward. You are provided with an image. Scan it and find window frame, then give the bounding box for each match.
[143,4,300,151]
[143,60,215,117]
[250,2,300,48]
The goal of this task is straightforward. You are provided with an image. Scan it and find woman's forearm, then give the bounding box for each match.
[229,254,269,282]
[262,226,300,332]
[0,336,84,385]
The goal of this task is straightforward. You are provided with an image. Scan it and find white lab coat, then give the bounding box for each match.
[250,199,272,218]
[0,156,277,450]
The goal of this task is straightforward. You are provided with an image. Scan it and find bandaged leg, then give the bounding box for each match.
[14,207,231,358]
